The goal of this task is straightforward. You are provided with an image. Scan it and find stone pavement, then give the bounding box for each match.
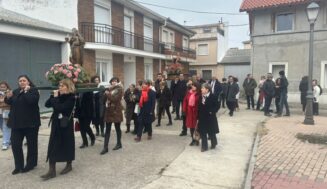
[0,106,265,189]
[251,116,327,189]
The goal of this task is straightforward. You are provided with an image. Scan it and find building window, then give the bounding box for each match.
[203,27,211,33]
[96,59,111,82]
[183,36,189,50]
[269,62,288,79]
[144,60,153,81]
[276,13,294,32]
[162,28,174,49]
[144,17,153,52]
[202,70,212,81]
[197,44,209,56]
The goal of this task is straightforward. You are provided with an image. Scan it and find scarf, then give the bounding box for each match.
[139,86,149,108]
[188,90,196,107]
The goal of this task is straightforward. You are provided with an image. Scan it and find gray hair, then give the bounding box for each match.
[201,83,212,91]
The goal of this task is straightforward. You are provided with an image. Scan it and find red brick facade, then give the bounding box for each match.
[134,12,144,50]
[78,0,94,30]
[113,53,124,83]
[136,57,144,82]
[153,59,160,79]
[83,50,96,77]
[111,1,124,46]
[174,30,183,49]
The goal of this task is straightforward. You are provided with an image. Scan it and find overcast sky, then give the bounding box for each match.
[138,0,249,48]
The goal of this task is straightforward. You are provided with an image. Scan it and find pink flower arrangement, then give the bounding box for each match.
[45,62,89,85]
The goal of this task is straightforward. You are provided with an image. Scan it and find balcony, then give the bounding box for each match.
[81,22,164,54]
[162,42,196,60]
[80,22,196,60]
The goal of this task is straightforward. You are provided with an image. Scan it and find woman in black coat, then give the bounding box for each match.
[198,83,219,152]
[156,81,173,127]
[226,76,239,117]
[41,79,76,180]
[5,75,40,175]
[75,91,95,148]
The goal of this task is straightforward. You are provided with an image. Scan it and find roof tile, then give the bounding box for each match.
[240,0,313,12]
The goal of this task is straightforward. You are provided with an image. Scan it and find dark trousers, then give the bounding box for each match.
[103,122,121,149]
[158,105,172,124]
[221,94,226,108]
[275,97,281,113]
[200,132,217,150]
[94,117,104,135]
[264,96,273,114]
[279,92,290,115]
[11,127,39,170]
[137,118,152,138]
[246,95,255,109]
[313,102,319,115]
[190,128,195,139]
[175,100,183,118]
[227,101,236,114]
[181,115,187,133]
[79,118,95,145]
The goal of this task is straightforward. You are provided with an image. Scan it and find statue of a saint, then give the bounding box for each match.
[66,28,85,66]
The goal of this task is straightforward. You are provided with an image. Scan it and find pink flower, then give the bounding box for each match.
[68,66,74,70]
[74,71,79,77]
[58,67,63,72]
[76,68,81,73]
[73,78,78,83]
[50,67,54,71]
[66,73,72,78]
[62,69,68,74]
[54,70,58,74]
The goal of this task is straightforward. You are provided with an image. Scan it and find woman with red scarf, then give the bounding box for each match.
[182,82,201,146]
[135,80,156,142]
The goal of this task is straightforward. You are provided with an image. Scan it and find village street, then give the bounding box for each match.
[0,105,265,189]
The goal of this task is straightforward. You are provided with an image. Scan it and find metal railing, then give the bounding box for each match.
[80,22,196,59]
[80,22,164,53]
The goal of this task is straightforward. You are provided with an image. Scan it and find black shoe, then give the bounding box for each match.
[201,148,208,152]
[179,132,187,136]
[155,124,161,127]
[189,140,195,146]
[275,114,282,118]
[90,139,95,146]
[210,145,216,149]
[283,113,290,117]
[174,117,180,120]
[60,164,72,175]
[12,169,21,175]
[229,112,233,117]
[125,130,130,133]
[166,122,172,126]
[195,141,199,146]
[22,166,34,173]
[113,144,122,150]
[264,113,272,117]
[79,144,88,149]
[100,148,108,155]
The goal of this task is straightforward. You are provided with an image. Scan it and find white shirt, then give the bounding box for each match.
[313,85,321,103]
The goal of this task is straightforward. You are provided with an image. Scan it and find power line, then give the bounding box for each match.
[132,0,247,16]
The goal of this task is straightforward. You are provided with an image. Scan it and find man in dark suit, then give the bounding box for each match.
[209,76,223,99]
[226,76,239,117]
[172,74,187,120]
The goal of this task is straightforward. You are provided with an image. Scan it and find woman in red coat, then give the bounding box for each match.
[182,81,201,146]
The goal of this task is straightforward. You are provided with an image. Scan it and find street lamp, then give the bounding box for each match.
[304,2,320,125]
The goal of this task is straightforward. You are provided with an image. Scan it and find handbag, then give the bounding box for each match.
[194,124,201,142]
[74,121,80,132]
[59,98,76,128]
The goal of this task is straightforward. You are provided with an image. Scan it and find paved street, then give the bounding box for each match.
[0,105,265,189]
[251,115,327,189]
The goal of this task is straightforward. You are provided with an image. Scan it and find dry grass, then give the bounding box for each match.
[296,133,327,145]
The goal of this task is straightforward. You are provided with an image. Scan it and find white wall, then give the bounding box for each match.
[217,23,229,62]
[0,0,78,29]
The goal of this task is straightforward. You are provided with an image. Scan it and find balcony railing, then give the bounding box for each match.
[81,22,164,53]
[80,22,196,59]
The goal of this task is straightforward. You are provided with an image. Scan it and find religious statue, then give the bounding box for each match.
[65,28,85,66]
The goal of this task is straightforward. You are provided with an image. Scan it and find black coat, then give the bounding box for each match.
[299,79,308,105]
[262,80,275,98]
[157,86,172,108]
[243,78,257,96]
[209,79,223,97]
[124,88,140,122]
[75,92,94,120]
[5,88,40,129]
[172,80,187,101]
[138,90,156,124]
[227,83,239,102]
[45,94,75,162]
[221,83,228,96]
[280,76,289,93]
[198,93,219,135]
[92,91,105,125]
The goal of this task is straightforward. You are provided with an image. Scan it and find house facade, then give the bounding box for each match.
[78,0,196,88]
[187,23,228,81]
[240,0,327,104]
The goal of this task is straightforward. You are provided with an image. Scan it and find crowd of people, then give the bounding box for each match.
[0,71,323,180]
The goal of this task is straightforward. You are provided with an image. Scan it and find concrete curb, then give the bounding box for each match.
[243,128,261,189]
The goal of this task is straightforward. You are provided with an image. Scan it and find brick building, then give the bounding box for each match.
[78,0,196,88]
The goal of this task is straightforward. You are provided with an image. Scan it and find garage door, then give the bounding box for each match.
[0,34,61,111]
[224,64,251,86]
